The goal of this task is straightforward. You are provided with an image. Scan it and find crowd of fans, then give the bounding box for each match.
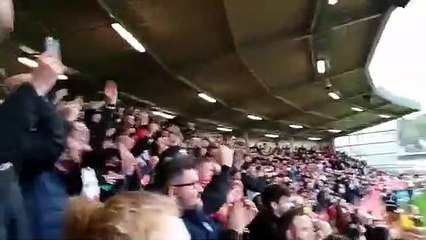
[1,5,426,240]
[1,53,425,240]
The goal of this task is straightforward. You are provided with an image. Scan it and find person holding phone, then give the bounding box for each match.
[0,3,66,240]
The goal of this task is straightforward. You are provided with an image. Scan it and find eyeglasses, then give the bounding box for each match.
[172,181,199,188]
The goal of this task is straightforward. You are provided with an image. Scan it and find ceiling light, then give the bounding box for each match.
[328,91,340,100]
[316,60,326,74]
[58,74,68,80]
[351,107,364,112]
[247,114,262,121]
[152,111,175,119]
[198,93,217,103]
[17,57,38,68]
[265,134,279,139]
[379,114,392,119]
[217,127,233,132]
[111,23,146,53]
[308,137,322,141]
[289,124,304,129]
[328,129,342,133]
[328,0,338,5]
[19,45,39,55]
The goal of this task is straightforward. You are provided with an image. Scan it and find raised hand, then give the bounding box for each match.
[54,88,68,104]
[104,80,118,105]
[119,143,137,175]
[31,52,65,96]
[59,101,82,122]
[220,145,234,168]
[228,200,258,233]
[102,171,125,185]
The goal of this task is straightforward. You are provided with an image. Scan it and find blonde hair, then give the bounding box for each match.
[63,191,180,240]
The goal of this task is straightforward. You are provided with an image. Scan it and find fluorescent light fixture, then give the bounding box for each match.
[289,124,303,129]
[58,74,68,80]
[17,57,38,68]
[328,129,342,133]
[351,107,364,112]
[19,45,39,55]
[308,137,322,141]
[111,23,146,53]
[198,93,217,103]
[379,114,392,119]
[217,127,233,132]
[152,111,175,119]
[265,134,279,139]
[316,60,326,74]
[247,114,262,121]
[328,91,340,100]
[328,0,338,5]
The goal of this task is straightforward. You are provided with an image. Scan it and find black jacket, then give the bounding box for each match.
[242,174,267,194]
[85,106,115,150]
[202,165,231,214]
[0,84,65,179]
[248,210,282,240]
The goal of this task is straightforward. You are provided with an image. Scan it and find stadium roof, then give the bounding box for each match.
[0,0,414,140]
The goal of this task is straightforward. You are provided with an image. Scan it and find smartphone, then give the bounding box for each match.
[45,37,61,60]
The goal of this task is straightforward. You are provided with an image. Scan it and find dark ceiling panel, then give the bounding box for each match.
[8,0,414,140]
[178,54,268,106]
[278,84,330,109]
[238,95,299,120]
[313,101,354,119]
[326,0,389,27]
[223,0,314,46]
[17,0,110,33]
[99,0,235,67]
[286,113,330,128]
[325,15,383,75]
[239,37,314,90]
[331,69,371,96]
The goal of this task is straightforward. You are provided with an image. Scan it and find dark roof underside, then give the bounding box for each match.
[0,0,414,140]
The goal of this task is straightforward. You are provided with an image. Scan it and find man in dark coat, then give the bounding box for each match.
[248,184,293,240]
[0,52,66,240]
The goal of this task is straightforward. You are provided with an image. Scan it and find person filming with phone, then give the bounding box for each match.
[0,3,67,239]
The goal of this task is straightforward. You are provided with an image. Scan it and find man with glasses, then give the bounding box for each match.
[147,145,234,240]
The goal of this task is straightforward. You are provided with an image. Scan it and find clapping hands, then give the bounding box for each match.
[228,199,258,233]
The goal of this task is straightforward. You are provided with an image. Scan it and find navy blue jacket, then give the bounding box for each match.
[182,166,230,240]
[182,209,223,240]
[21,168,68,240]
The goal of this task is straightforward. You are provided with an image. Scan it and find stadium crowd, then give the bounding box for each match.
[0,53,425,240]
[2,4,426,240]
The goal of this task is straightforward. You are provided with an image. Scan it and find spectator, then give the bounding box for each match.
[147,145,233,239]
[248,184,293,240]
[0,53,66,240]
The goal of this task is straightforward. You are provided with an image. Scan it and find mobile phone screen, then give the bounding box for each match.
[45,37,61,60]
